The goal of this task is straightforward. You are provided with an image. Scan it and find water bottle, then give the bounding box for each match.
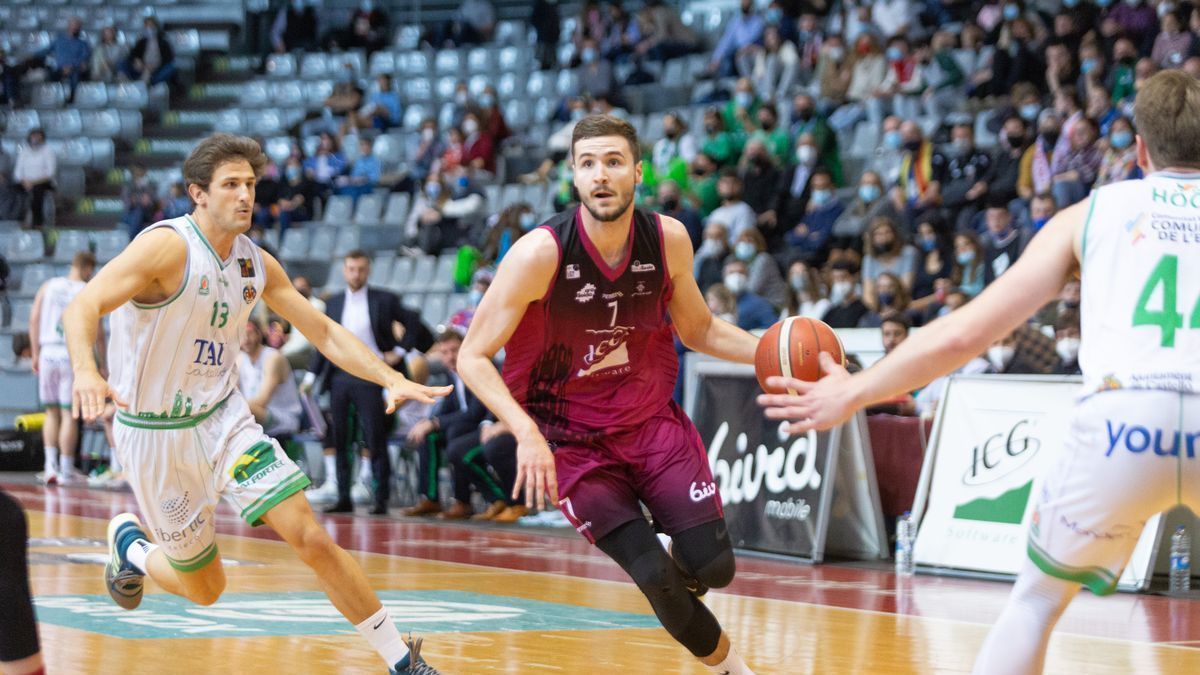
[1170,525,1191,594]
[896,511,916,576]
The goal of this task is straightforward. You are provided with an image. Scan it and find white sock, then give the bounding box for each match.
[972,558,1077,675]
[358,456,372,484]
[323,454,338,487]
[706,643,754,675]
[44,446,58,473]
[59,452,76,475]
[354,605,409,667]
[125,537,158,575]
[109,449,122,473]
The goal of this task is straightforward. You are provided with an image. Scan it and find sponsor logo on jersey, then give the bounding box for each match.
[192,339,226,367]
[601,291,623,301]
[238,258,256,278]
[566,264,580,280]
[1105,420,1200,458]
[578,326,632,376]
[1152,183,1200,208]
[229,442,284,486]
[243,283,257,304]
[199,275,210,296]
[689,481,717,503]
[575,283,596,303]
[154,512,208,545]
[633,281,652,297]
[631,260,656,273]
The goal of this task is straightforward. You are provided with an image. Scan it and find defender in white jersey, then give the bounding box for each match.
[62,134,450,675]
[759,71,1200,674]
[29,251,95,485]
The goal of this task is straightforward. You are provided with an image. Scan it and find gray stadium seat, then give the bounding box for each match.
[44,110,82,138]
[266,54,297,78]
[214,109,244,134]
[323,196,354,225]
[398,51,429,77]
[373,134,404,169]
[279,229,311,262]
[333,227,361,258]
[88,138,114,170]
[360,225,404,252]
[383,193,410,226]
[245,110,286,136]
[422,293,448,327]
[5,231,43,263]
[368,253,395,287]
[264,136,293,166]
[394,26,421,50]
[301,53,332,80]
[497,47,523,73]
[53,230,92,263]
[434,77,458,103]
[495,73,518,100]
[93,230,127,263]
[526,71,552,99]
[353,193,385,225]
[467,75,489,97]
[19,263,54,294]
[500,184,521,209]
[74,82,109,109]
[407,78,434,105]
[445,293,470,319]
[243,81,271,107]
[436,103,457,131]
[330,52,364,76]
[430,255,455,292]
[467,48,492,74]
[111,82,148,109]
[435,51,462,76]
[408,255,437,291]
[483,184,502,206]
[402,105,427,132]
[274,81,306,108]
[4,110,39,139]
[308,228,337,260]
[32,82,65,109]
[168,29,201,58]
[389,256,414,288]
[9,298,33,330]
[401,291,422,310]
[80,109,121,139]
[0,372,37,409]
[303,81,335,107]
[368,50,396,77]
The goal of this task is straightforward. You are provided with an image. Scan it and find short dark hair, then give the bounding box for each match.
[571,114,640,164]
[880,312,911,334]
[434,330,464,345]
[344,249,370,262]
[72,251,96,270]
[182,133,267,192]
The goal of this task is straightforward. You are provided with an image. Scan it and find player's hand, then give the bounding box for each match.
[513,431,558,510]
[30,350,38,374]
[407,418,435,444]
[756,352,856,434]
[384,377,452,413]
[72,370,127,423]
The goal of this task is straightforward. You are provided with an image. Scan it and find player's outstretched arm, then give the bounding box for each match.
[459,229,560,508]
[759,198,1087,434]
[64,228,187,420]
[661,215,758,365]
[258,251,451,411]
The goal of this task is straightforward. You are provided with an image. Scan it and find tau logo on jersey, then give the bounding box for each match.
[192,339,226,367]
[566,264,580,280]
[198,275,211,296]
[243,283,257,304]
[575,283,596,303]
[631,260,656,273]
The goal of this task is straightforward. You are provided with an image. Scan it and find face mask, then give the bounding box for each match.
[795,107,814,122]
[886,46,903,61]
[1019,104,1041,121]
[664,126,680,139]
[874,239,895,254]
[734,241,756,261]
[1111,130,1133,150]
[789,274,808,292]
[877,292,895,307]
[903,138,922,152]
[519,212,537,231]
[987,345,1016,370]
[810,189,832,207]
[859,184,881,202]
[1005,132,1025,148]
[724,272,748,295]
[699,239,724,257]
[286,166,301,182]
[572,108,587,121]
[422,128,435,141]
[735,92,754,109]
[830,280,853,305]
[1081,58,1098,75]
[827,46,844,61]
[455,91,469,105]
[797,145,817,165]
[480,93,494,107]
[918,236,937,252]
[765,7,782,23]
[956,250,975,266]
[661,197,680,211]
[951,139,972,155]
[1002,4,1019,20]
[1032,217,1049,232]
[463,119,479,135]
[468,288,484,307]
[1041,130,1060,147]
[884,130,903,150]
[1056,337,1081,363]
[582,48,598,64]
[425,182,441,199]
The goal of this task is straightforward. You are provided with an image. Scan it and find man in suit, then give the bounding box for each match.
[304,250,434,515]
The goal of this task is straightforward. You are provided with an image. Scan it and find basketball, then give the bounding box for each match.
[754,317,845,393]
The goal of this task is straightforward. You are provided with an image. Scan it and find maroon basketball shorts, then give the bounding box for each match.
[553,401,724,544]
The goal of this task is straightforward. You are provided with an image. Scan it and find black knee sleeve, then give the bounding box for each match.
[672,519,736,589]
[598,520,723,658]
[0,490,40,661]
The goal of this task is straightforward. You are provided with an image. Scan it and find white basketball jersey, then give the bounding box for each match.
[238,346,303,425]
[38,276,85,352]
[1079,171,1200,394]
[109,215,266,419]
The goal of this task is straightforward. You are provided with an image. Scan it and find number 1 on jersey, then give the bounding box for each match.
[1132,254,1200,347]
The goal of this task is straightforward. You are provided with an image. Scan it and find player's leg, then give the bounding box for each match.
[39,404,60,482]
[261,492,434,672]
[665,519,737,594]
[56,402,79,477]
[0,490,43,675]
[351,381,392,513]
[325,375,356,510]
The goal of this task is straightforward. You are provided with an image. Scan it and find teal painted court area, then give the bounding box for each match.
[33,590,662,640]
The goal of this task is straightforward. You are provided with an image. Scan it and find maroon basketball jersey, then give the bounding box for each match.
[503,207,678,442]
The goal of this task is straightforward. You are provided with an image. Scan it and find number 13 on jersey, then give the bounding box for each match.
[1133,254,1200,347]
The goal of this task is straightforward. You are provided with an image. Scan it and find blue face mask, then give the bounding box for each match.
[877,292,895,307]
[469,289,484,306]
[1081,58,1098,75]
[581,48,598,64]
[425,182,441,199]
[285,166,301,182]
[1111,130,1133,150]
[1019,104,1041,122]
[735,241,757,261]
[735,92,754,109]
[859,184,882,202]
[519,212,537,231]
[956,250,975,266]
[765,7,782,24]
[918,236,937,252]
[480,93,494,107]
[1002,4,1019,20]
[886,46,903,61]
[1032,217,1049,232]
[884,130,902,150]
[810,189,832,207]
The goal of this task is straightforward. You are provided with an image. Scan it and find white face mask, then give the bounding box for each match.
[421,128,435,141]
[1056,337,1081,363]
[698,239,724,257]
[463,119,479,135]
[988,345,1016,370]
[830,280,853,305]
[724,272,748,295]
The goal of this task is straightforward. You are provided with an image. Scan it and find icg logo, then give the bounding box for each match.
[962,419,1040,486]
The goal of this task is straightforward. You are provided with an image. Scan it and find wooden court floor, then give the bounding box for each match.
[6,480,1200,674]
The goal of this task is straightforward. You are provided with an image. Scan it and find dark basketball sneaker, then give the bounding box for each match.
[390,634,440,674]
[105,513,148,610]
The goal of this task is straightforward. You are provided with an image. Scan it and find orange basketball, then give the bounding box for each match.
[754,317,845,393]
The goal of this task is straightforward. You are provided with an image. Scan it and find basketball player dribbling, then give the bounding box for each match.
[760,71,1200,674]
[63,134,450,674]
[459,115,758,674]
